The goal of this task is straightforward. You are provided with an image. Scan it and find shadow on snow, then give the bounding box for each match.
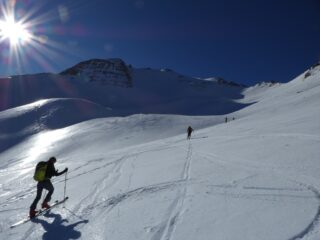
[31,211,88,240]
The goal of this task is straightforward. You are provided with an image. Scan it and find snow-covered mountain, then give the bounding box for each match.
[0,58,248,116]
[0,60,319,240]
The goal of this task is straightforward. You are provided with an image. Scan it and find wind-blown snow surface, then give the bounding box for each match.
[0,66,319,239]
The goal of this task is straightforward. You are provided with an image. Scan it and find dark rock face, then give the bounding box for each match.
[202,77,247,88]
[214,77,247,88]
[304,62,320,79]
[60,58,133,88]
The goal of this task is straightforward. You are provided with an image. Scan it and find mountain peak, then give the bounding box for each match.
[60,58,133,88]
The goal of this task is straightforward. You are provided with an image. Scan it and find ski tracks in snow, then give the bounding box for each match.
[88,179,186,212]
[188,141,320,240]
[74,153,131,218]
[154,140,193,240]
[286,182,320,240]
[75,139,194,240]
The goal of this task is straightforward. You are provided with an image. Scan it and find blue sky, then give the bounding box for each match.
[0,0,319,85]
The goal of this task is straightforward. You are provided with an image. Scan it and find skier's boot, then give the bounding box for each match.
[29,209,38,218]
[42,202,51,209]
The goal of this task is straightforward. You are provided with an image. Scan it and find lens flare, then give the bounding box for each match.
[0,16,32,46]
[0,1,86,109]
[0,0,83,76]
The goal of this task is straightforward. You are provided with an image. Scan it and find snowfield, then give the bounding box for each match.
[0,63,320,240]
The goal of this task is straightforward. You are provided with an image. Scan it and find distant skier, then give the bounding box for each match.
[187,126,194,140]
[29,157,68,218]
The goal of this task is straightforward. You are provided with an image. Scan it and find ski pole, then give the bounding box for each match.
[63,171,67,200]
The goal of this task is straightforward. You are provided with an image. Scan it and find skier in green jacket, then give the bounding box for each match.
[29,157,68,218]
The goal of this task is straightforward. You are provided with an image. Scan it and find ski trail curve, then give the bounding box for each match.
[287,184,320,240]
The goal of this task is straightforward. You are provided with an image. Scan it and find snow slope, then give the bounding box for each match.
[0,98,111,153]
[0,63,319,239]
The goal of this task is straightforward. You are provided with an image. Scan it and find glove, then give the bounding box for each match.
[64,167,68,173]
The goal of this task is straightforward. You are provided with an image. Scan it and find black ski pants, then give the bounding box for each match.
[30,180,54,210]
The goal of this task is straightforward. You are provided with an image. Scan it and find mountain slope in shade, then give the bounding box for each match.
[0,58,250,115]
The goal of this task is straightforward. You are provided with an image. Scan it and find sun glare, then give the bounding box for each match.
[0,0,82,77]
[0,16,31,46]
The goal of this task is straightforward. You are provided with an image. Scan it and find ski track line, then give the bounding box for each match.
[74,153,131,218]
[208,133,320,142]
[126,154,138,191]
[76,151,149,217]
[285,181,320,240]
[72,143,180,212]
[158,140,193,240]
[80,179,187,219]
[0,184,37,209]
[70,141,187,237]
[194,149,263,173]
[65,143,178,183]
[18,220,40,240]
[78,151,154,217]
[0,207,24,213]
[255,165,320,240]
[88,153,136,220]
[205,185,315,204]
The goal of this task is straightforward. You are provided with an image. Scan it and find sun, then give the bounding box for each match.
[0,16,31,46]
[0,0,82,77]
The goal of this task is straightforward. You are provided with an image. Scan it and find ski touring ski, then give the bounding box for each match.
[10,196,69,229]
